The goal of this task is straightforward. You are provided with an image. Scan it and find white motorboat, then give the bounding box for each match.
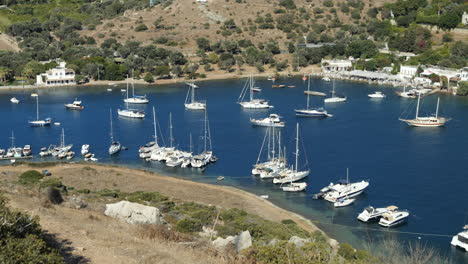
[39,146,52,157]
[324,79,346,103]
[378,206,409,227]
[451,225,468,251]
[81,144,90,156]
[107,88,112,92]
[22,145,32,156]
[273,123,309,184]
[108,109,121,155]
[166,154,184,167]
[368,91,386,98]
[65,99,85,110]
[357,206,389,222]
[250,114,285,127]
[399,95,449,127]
[10,97,19,104]
[238,74,273,109]
[281,182,307,192]
[124,74,149,104]
[185,81,206,110]
[28,95,52,127]
[323,169,369,202]
[296,75,332,117]
[322,77,331,82]
[30,93,38,97]
[66,151,75,160]
[334,197,355,207]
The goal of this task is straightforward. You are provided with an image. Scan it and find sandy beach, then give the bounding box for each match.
[0,163,323,263]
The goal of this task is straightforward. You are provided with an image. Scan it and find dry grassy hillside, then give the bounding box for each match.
[81,0,394,53]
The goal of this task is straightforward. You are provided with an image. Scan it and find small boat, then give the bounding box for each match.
[252,87,262,92]
[272,84,286,88]
[65,99,85,110]
[217,176,225,181]
[323,169,369,203]
[357,206,389,222]
[10,97,19,104]
[66,151,75,160]
[296,76,332,117]
[22,145,32,156]
[117,109,145,119]
[108,82,116,86]
[238,74,273,109]
[108,109,122,155]
[451,225,468,251]
[334,197,355,207]
[107,88,113,92]
[324,79,346,103]
[304,90,327,96]
[322,77,331,82]
[368,91,386,98]
[30,93,38,97]
[39,146,51,157]
[378,206,410,227]
[81,144,90,156]
[267,76,274,81]
[124,74,149,104]
[250,114,285,128]
[281,182,307,192]
[260,195,269,199]
[54,122,61,126]
[287,85,296,88]
[121,89,126,92]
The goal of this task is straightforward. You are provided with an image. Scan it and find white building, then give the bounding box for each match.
[399,65,418,78]
[462,12,468,25]
[460,67,468,81]
[321,59,352,72]
[36,62,75,86]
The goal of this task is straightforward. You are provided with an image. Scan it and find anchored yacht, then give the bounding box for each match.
[250,114,285,127]
[399,95,449,127]
[323,169,369,203]
[378,206,409,227]
[451,226,468,251]
[357,206,389,222]
[238,74,273,109]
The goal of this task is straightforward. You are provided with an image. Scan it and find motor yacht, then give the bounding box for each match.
[250,114,285,128]
[357,206,389,222]
[117,109,145,119]
[81,144,90,156]
[65,99,85,110]
[368,91,386,98]
[10,97,19,104]
[378,206,409,227]
[334,197,355,207]
[451,225,468,251]
[281,182,307,192]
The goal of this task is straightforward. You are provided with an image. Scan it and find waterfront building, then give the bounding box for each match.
[321,59,353,72]
[36,62,76,86]
[399,65,419,78]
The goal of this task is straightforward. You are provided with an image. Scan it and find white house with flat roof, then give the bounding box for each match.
[36,62,75,86]
[399,65,419,78]
[321,59,353,72]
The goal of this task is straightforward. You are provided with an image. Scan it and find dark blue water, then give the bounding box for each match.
[1,78,467,262]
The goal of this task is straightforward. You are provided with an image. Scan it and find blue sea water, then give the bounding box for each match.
[0,77,467,262]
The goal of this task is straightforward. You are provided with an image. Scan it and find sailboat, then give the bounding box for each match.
[124,73,149,104]
[191,108,214,168]
[28,95,52,126]
[324,79,346,103]
[252,127,286,178]
[238,74,273,109]
[108,109,122,155]
[396,84,417,98]
[139,107,161,159]
[399,95,449,127]
[185,81,206,110]
[51,128,73,157]
[118,78,145,119]
[295,75,332,117]
[273,123,310,184]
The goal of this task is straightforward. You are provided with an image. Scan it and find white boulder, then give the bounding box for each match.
[104,201,162,225]
[288,236,311,248]
[212,230,252,252]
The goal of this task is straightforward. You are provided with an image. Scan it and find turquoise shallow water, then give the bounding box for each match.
[0,77,467,262]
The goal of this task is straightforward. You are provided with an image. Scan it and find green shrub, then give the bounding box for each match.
[39,178,63,189]
[18,170,44,185]
[95,189,121,198]
[175,218,202,233]
[134,24,148,32]
[143,72,154,83]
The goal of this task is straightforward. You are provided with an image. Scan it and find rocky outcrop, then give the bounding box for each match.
[288,236,311,248]
[104,201,162,225]
[64,195,87,209]
[213,230,252,252]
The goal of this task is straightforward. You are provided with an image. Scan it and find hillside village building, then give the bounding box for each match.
[36,62,75,86]
[321,59,353,72]
[399,65,419,78]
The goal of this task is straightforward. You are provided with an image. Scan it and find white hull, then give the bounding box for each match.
[124,97,149,104]
[250,119,285,127]
[334,198,355,207]
[10,98,19,104]
[295,109,331,117]
[273,170,309,184]
[185,103,206,110]
[357,207,388,222]
[117,109,145,119]
[109,142,121,155]
[368,93,386,98]
[324,180,369,202]
[378,211,409,227]
[81,144,90,156]
[451,231,468,251]
[281,182,307,192]
[29,119,52,127]
[399,117,446,127]
[324,97,347,103]
[239,101,273,109]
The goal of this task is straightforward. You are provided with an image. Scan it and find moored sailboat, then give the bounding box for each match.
[238,74,273,109]
[108,109,121,155]
[185,81,206,110]
[399,95,449,127]
[324,79,346,103]
[295,75,332,117]
[28,95,52,127]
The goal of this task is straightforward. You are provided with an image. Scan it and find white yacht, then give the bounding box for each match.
[81,144,90,156]
[250,114,285,127]
[451,226,468,251]
[324,79,346,103]
[124,74,149,104]
[322,77,331,82]
[252,127,285,176]
[28,95,52,127]
[378,206,409,227]
[190,108,215,168]
[65,99,85,110]
[52,129,73,157]
[185,81,206,110]
[295,75,332,117]
[368,91,386,98]
[357,206,389,222]
[399,95,449,127]
[396,85,417,98]
[323,169,369,203]
[10,97,19,104]
[108,109,121,155]
[118,81,145,118]
[22,145,32,156]
[238,74,273,109]
[273,123,310,184]
[334,197,355,208]
[281,182,307,192]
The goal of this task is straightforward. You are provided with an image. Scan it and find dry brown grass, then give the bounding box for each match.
[137,224,192,242]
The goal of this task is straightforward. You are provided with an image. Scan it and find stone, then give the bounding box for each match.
[104,201,162,225]
[65,195,87,209]
[234,230,252,252]
[213,236,236,249]
[288,236,311,248]
[329,238,339,250]
[198,226,218,238]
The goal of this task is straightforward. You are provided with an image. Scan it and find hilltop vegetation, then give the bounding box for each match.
[0,0,466,85]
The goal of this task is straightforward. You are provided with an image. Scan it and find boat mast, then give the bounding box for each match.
[415,93,421,119]
[272,127,276,160]
[191,80,195,104]
[203,108,207,153]
[306,74,310,109]
[249,73,254,102]
[267,127,271,160]
[152,106,158,146]
[126,75,129,109]
[169,112,174,148]
[36,96,39,121]
[435,97,440,119]
[61,128,65,148]
[109,108,114,142]
[295,123,299,172]
[132,69,135,97]
[189,133,193,153]
[331,79,336,98]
